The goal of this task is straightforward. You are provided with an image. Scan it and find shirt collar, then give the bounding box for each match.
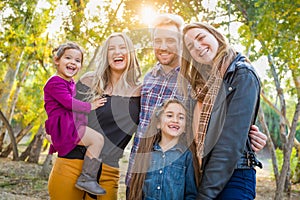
[151,62,180,77]
[224,52,243,75]
[153,142,186,153]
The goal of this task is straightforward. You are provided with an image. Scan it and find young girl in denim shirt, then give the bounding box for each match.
[128,99,198,200]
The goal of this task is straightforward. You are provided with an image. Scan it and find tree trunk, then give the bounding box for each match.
[293,139,300,183]
[258,107,279,182]
[275,101,300,200]
[28,125,44,163]
[284,167,291,197]
[39,153,53,179]
[0,110,18,160]
[0,57,21,106]
[19,142,32,161]
[19,130,39,161]
[0,131,5,152]
[0,50,24,158]
[0,122,33,157]
[267,54,287,200]
[7,63,30,123]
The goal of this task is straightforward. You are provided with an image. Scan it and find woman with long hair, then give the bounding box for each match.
[179,22,262,199]
[48,32,142,200]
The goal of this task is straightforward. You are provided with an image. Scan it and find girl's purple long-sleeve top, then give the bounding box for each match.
[44,75,91,156]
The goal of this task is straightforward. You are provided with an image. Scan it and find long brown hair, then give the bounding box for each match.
[178,22,238,174]
[178,22,236,99]
[128,99,199,199]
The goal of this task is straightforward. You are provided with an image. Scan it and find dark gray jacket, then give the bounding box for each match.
[196,53,261,199]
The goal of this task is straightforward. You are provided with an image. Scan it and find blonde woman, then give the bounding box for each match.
[48,32,142,200]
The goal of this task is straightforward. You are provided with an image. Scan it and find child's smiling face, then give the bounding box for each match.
[158,102,186,141]
[55,49,82,81]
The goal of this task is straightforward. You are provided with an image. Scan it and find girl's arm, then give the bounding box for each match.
[46,79,91,113]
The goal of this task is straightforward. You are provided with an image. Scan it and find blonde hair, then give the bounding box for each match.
[179,22,236,98]
[151,13,184,43]
[87,32,141,100]
[152,13,184,32]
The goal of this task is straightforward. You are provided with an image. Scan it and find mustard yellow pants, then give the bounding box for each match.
[48,157,120,200]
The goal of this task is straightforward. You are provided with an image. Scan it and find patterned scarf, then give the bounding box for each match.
[192,67,223,172]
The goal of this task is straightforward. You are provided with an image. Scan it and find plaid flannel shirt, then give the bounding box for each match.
[125,62,182,186]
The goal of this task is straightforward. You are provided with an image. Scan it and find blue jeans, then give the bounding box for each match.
[216,168,256,200]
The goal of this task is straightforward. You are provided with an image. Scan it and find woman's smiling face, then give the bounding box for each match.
[107,36,128,73]
[184,28,219,66]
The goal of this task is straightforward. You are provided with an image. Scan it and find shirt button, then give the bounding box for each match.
[162,154,165,158]
[228,87,233,91]
[159,170,163,174]
[157,186,161,190]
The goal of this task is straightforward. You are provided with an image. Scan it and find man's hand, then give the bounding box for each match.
[249,125,267,152]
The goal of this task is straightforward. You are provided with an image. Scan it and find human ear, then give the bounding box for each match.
[54,56,59,66]
[157,123,161,130]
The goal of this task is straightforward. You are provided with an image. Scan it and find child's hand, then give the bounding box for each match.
[45,134,53,144]
[91,97,107,110]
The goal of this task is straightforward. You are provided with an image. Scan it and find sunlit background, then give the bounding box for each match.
[0,1,299,199]
[27,0,268,77]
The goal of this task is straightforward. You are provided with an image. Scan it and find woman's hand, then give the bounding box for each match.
[249,125,267,152]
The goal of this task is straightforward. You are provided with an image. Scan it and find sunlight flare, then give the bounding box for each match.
[140,6,157,26]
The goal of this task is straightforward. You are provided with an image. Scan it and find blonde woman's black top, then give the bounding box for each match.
[60,81,140,168]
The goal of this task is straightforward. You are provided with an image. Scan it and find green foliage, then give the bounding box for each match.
[228,0,300,141]
[0,0,55,141]
[223,1,300,193]
[1,0,297,173]
[297,123,300,142]
[272,147,298,178]
[0,0,221,156]
[260,98,300,147]
[228,0,300,68]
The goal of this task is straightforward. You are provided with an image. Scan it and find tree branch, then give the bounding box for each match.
[0,109,18,160]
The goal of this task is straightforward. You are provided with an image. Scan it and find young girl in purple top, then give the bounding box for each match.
[44,42,107,195]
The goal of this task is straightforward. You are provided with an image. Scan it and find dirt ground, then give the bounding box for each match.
[0,152,300,200]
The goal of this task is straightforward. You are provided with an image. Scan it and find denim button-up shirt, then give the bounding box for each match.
[143,143,197,200]
[126,63,181,186]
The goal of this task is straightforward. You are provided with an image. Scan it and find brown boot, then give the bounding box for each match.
[75,156,106,195]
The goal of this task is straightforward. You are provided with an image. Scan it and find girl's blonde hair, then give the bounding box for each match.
[178,22,236,98]
[128,99,199,199]
[87,32,141,100]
